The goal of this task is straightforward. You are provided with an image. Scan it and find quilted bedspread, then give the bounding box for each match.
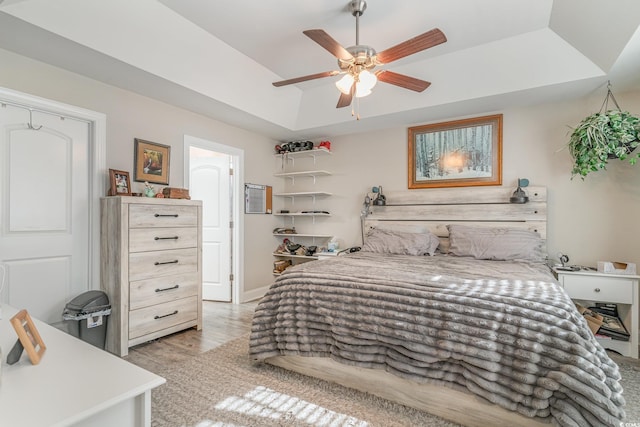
[249,252,625,426]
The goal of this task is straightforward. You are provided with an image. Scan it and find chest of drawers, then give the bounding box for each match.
[101,197,203,356]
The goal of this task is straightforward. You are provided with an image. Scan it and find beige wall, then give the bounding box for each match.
[309,90,640,270]
[3,47,639,302]
[0,48,279,297]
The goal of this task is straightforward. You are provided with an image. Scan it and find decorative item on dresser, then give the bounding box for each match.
[101,196,203,357]
[162,187,191,199]
[108,168,132,196]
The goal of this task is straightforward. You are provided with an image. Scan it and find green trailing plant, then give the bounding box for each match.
[568,108,640,179]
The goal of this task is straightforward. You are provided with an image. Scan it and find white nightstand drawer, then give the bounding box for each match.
[562,275,633,304]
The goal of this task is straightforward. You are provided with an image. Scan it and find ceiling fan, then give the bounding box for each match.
[272,0,447,109]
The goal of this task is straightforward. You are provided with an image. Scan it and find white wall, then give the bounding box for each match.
[0,48,278,297]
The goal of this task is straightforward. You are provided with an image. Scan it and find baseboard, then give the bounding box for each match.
[240,284,270,303]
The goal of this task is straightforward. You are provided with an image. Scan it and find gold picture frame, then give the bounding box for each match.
[134,138,170,185]
[408,114,502,189]
[108,168,132,196]
[10,309,47,365]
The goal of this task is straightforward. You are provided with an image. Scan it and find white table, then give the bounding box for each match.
[0,305,165,427]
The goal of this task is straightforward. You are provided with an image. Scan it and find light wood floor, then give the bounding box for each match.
[125,301,258,372]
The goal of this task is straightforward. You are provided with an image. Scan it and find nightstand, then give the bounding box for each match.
[554,268,639,358]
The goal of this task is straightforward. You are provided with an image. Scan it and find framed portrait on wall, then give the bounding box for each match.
[134,138,170,185]
[408,114,503,189]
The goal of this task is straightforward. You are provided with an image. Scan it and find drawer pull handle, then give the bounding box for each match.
[594,288,601,293]
[154,213,179,218]
[155,260,179,266]
[155,236,179,241]
[155,284,180,293]
[154,310,178,320]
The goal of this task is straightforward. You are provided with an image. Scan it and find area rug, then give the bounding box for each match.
[150,335,640,427]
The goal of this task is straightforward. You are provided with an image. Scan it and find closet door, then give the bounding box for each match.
[0,104,90,323]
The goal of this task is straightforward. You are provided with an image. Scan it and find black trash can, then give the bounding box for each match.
[62,290,111,349]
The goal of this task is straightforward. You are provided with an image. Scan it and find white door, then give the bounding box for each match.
[189,146,232,301]
[0,104,91,323]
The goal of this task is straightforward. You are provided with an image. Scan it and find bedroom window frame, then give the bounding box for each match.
[408,114,503,189]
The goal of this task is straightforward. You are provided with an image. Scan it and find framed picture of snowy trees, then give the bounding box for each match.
[408,114,502,189]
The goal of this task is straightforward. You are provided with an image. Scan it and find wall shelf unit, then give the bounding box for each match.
[272,147,334,276]
[272,252,319,260]
[273,233,333,238]
[274,212,331,217]
[274,147,331,165]
[274,191,333,197]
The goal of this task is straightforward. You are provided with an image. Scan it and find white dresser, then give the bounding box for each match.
[555,268,639,358]
[101,196,202,357]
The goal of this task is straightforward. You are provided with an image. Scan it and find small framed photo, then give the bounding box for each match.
[134,138,170,185]
[109,168,132,196]
[10,309,47,365]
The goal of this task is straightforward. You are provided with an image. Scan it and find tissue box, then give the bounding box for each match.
[597,261,637,275]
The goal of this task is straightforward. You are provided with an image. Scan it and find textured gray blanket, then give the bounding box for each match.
[249,253,625,426]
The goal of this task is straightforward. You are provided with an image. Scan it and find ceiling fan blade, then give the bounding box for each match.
[273,70,340,87]
[375,28,447,65]
[375,70,431,92]
[336,83,355,108]
[303,29,354,61]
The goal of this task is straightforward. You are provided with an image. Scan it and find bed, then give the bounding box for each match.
[249,186,625,427]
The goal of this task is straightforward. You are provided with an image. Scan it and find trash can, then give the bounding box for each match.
[62,290,111,349]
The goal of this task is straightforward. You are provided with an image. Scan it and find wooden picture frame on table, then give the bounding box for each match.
[408,114,502,189]
[134,138,170,185]
[10,309,47,365]
[108,169,132,196]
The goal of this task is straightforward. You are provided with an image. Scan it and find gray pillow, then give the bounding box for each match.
[363,229,440,256]
[447,224,545,262]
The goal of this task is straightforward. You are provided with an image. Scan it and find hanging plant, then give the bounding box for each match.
[566,84,640,179]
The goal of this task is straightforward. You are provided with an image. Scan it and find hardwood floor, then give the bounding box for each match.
[125,301,257,372]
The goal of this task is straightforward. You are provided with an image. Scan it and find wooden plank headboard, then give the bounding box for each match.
[364,186,547,251]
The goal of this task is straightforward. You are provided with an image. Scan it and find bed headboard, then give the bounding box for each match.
[364,186,547,252]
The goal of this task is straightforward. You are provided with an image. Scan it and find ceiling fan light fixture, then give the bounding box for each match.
[358,70,378,90]
[354,70,376,98]
[272,0,447,112]
[336,74,354,94]
[355,87,372,98]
